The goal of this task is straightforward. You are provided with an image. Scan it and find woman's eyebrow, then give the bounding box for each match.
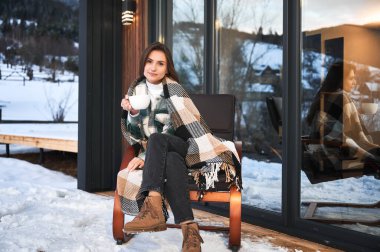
[147,57,166,64]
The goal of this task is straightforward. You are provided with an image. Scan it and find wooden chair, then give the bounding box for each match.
[113,94,242,248]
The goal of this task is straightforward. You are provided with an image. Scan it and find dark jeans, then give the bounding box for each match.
[363,147,380,178]
[139,133,194,224]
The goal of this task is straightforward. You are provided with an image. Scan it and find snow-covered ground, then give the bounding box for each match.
[0,157,290,252]
[0,63,78,121]
[243,157,380,236]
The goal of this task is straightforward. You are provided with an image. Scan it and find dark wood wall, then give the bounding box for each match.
[121,0,148,152]
[122,0,148,95]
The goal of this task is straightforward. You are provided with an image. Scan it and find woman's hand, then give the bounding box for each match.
[126,157,144,171]
[121,94,139,115]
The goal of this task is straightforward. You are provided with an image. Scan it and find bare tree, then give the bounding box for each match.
[218,0,279,146]
[217,0,244,29]
[175,0,200,23]
[45,85,76,122]
[174,0,281,155]
[173,0,204,93]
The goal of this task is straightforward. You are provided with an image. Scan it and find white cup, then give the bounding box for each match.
[361,102,378,115]
[129,95,150,110]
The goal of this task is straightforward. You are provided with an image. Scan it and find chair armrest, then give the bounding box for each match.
[302,136,342,147]
[234,141,242,161]
[119,145,136,171]
[302,137,359,161]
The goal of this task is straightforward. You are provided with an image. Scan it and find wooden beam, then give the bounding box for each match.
[0,134,77,153]
[166,223,229,232]
[189,191,230,202]
[121,0,149,154]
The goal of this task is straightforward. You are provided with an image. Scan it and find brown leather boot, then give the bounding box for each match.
[123,196,167,234]
[181,222,204,252]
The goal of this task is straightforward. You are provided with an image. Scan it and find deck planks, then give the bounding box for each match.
[0,134,78,153]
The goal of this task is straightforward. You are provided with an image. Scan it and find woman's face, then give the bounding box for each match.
[343,69,356,92]
[144,50,168,84]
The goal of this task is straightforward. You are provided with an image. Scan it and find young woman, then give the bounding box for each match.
[306,61,380,175]
[119,42,241,251]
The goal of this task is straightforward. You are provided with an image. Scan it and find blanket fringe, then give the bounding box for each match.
[220,162,236,183]
[192,171,200,185]
[191,162,237,190]
[204,163,220,189]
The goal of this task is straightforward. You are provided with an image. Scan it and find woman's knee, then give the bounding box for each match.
[149,133,165,141]
[148,132,166,143]
[166,152,187,173]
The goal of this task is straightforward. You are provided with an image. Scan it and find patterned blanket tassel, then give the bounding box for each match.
[204,163,220,190]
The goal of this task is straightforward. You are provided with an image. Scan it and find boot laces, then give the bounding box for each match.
[183,225,204,249]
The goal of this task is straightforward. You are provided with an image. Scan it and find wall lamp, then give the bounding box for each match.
[122,0,137,25]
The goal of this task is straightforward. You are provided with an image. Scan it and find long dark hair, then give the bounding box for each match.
[135,42,180,84]
[306,61,356,125]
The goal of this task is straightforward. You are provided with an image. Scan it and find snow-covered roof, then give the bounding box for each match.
[247,83,274,93]
[302,79,314,90]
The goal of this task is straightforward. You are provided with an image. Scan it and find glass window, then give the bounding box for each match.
[172,0,204,94]
[301,0,380,236]
[217,0,283,212]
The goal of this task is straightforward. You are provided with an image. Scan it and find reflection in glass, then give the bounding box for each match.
[217,0,283,212]
[301,0,380,236]
[172,0,204,94]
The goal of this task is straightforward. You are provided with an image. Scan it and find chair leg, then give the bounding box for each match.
[229,185,241,248]
[113,190,125,244]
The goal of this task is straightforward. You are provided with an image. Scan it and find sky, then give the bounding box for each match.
[302,0,380,31]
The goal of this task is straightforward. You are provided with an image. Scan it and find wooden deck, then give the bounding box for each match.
[0,134,78,153]
[193,209,341,252]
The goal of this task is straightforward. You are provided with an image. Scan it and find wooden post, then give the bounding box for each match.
[39,148,44,164]
[6,144,10,157]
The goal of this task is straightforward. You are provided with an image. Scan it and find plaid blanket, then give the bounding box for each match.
[118,77,241,215]
[121,81,174,160]
[306,91,376,171]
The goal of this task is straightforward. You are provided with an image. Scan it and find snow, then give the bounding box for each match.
[0,123,77,140]
[247,83,274,93]
[242,42,282,68]
[242,157,380,236]
[0,157,289,251]
[0,63,78,121]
